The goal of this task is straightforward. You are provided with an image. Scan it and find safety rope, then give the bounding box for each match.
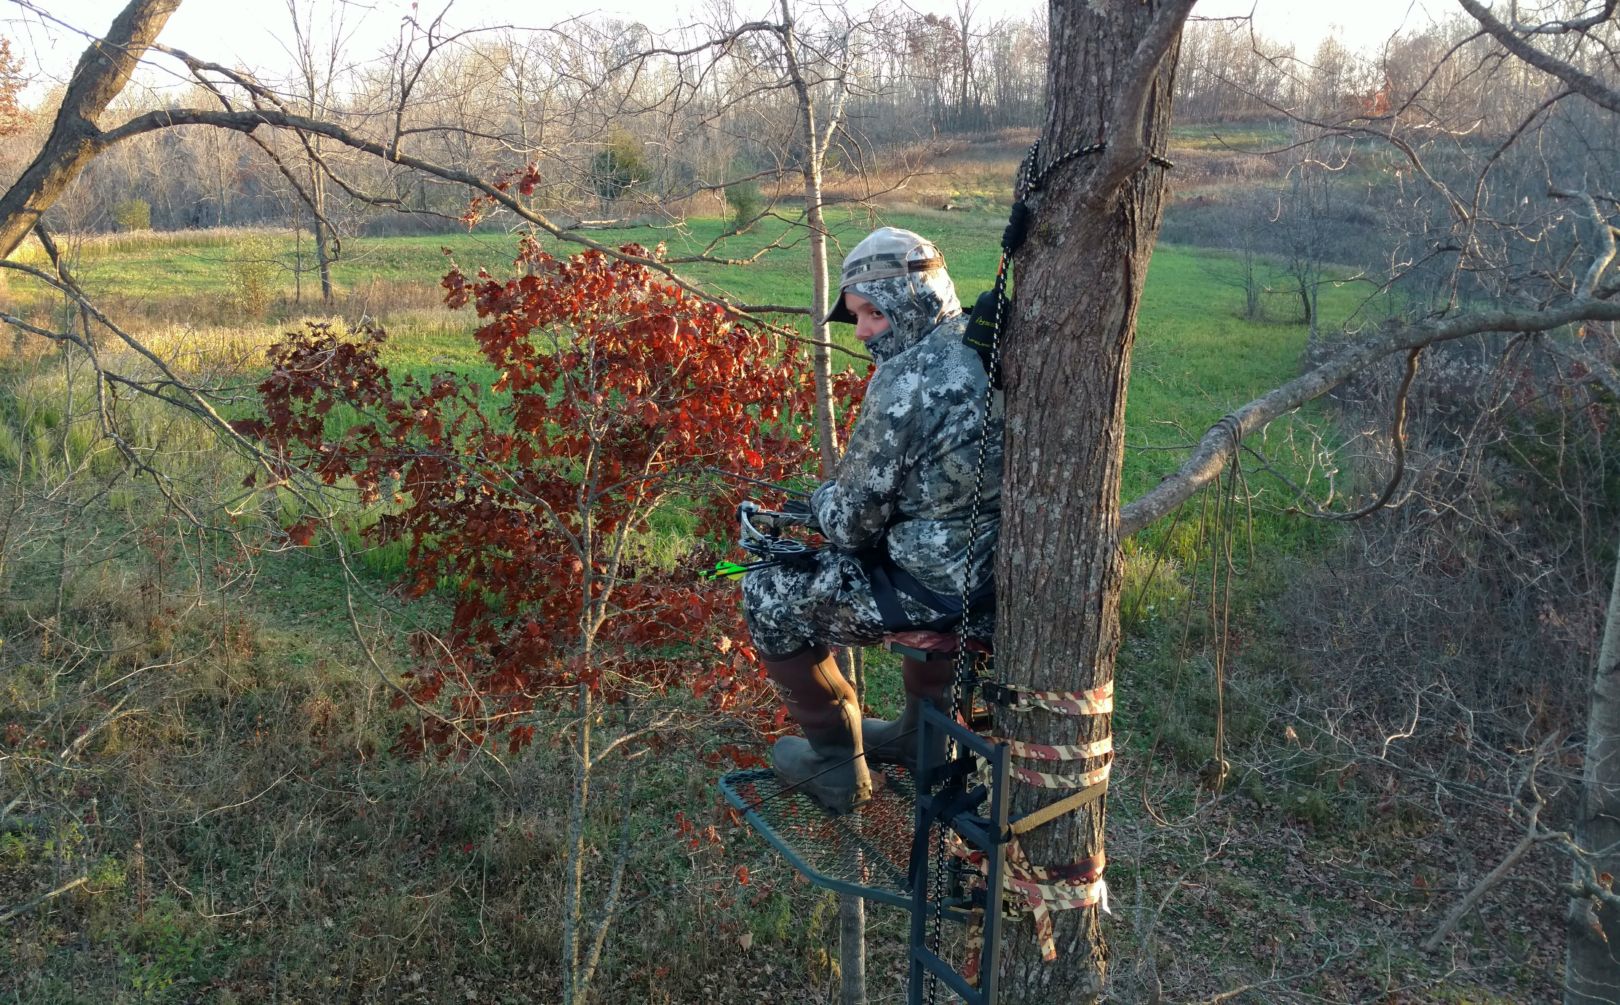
[923,132,1045,1005]
[1018,139,1176,200]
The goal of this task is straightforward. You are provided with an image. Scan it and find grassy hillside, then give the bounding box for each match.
[0,213,1562,1003]
[5,209,1355,504]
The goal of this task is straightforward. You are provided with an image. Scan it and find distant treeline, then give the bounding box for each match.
[0,8,1602,242]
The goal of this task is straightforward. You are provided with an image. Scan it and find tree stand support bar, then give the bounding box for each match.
[907,701,1010,1005]
[718,702,1012,1004]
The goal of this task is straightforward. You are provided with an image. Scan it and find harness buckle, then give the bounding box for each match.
[980,681,1018,708]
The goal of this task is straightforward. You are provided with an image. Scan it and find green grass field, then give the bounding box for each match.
[8,209,1360,521]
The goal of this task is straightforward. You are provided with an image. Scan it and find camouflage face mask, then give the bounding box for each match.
[845,270,961,363]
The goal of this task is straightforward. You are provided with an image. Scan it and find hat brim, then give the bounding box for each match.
[823,295,856,327]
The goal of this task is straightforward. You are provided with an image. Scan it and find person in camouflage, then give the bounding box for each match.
[743,226,1003,812]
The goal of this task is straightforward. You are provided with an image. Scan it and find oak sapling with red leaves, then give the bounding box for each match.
[250,240,862,758]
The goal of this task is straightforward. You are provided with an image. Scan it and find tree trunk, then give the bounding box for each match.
[0,0,182,258]
[779,6,860,997]
[1566,522,1620,1004]
[993,2,1187,999]
[781,0,841,472]
[562,682,592,1005]
[1307,283,1320,344]
[806,185,839,472]
[310,163,333,303]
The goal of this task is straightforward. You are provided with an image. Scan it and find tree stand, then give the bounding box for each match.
[718,637,1011,1004]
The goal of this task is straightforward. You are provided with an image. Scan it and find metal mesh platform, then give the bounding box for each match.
[721,705,1011,1005]
[719,764,931,909]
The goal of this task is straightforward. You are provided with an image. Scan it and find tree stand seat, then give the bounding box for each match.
[883,630,993,663]
[884,631,996,731]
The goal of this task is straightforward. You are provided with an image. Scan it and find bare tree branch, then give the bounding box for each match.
[0,876,90,924]
[1458,0,1620,114]
[0,0,182,254]
[1552,187,1620,297]
[1121,297,1620,537]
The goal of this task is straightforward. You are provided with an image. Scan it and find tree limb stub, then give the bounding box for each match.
[1090,0,1199,200]
[1119,298,1620,538]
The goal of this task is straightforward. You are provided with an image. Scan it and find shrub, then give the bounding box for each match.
[226,237,278,318]
[112,198,151,232]
[247,239,863,755]
[727,181,762,235]
[590,131,649,205]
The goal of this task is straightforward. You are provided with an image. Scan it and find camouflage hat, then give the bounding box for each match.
[823,227,947,326]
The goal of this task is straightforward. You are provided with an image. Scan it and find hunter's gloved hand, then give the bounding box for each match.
[780,496,820,532]
[966,290,1007,390]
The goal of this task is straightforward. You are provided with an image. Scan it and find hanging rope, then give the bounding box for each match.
[1206,445,1238,792]
[923,136,1048,1004]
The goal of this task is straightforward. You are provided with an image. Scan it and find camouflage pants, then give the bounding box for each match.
[741,550,962,660]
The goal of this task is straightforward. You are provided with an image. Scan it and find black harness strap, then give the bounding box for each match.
[863,551,996,634]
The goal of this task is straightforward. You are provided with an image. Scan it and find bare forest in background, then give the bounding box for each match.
[0,3,1047,236]
[2,6,1606,313]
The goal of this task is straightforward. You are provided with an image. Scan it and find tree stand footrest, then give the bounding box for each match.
[719,764,929,910]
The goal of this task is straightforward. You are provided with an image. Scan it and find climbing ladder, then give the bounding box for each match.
[906,700,1010,1005]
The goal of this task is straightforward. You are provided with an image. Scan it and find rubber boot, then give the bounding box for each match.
[764,645,873,814]
[863,655,955,775]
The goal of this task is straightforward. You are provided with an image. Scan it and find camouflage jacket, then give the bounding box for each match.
[810,273,1003,606]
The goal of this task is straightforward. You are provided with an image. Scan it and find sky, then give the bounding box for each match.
[7,0,1451,99]
[1193,0,1448,54]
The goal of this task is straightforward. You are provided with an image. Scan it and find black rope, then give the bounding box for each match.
[921,132,1176,1002]
[924,138,1047,1003]
[1017,139,1175,201]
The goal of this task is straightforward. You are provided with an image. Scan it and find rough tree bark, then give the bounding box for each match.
[993,1,1193,997]
[0,0,182,256]
[1567,523,1620,1004]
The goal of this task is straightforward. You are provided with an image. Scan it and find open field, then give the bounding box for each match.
[0,208,1569,1002]
[4,208,1368,506]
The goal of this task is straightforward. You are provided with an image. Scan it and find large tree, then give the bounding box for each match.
[989,1,1620,998]
[989,1,1193,995]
